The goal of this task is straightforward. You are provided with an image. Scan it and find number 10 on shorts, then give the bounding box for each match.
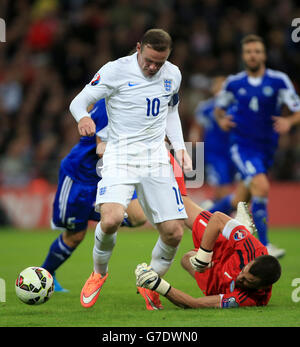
[173,187,184,212]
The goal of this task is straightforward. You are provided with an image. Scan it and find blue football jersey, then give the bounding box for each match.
[195,98,236,185]
[216,69,300,151]
[61,98,108,185]
[195,97,231,157]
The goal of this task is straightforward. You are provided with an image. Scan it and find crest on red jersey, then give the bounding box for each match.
[233,229,246,241]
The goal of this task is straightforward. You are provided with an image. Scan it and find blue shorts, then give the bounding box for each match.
[230,143,275,185]
[205,152,237,186]
[52,169,137,232]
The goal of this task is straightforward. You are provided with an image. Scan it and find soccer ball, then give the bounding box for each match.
[15,267,54,305]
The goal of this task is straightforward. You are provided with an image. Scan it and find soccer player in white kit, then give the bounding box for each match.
[69,29,192,310]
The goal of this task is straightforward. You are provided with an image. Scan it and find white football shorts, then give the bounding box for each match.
[95,166,187,225]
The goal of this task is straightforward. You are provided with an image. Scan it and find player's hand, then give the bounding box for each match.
[135,263,159,289]
[96,142,107,158]
[135,263,171,295]
[189,255,212,272]
[189,248,213,273]
[175,149,193,173]
[78,116,96,137]
[272,116,291,134]
[218,115,236,132]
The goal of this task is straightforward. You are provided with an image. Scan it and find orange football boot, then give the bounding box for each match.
[80,272,108,308]
[137,287,163,310]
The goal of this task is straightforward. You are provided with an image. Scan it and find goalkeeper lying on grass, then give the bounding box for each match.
[135,203,281,308]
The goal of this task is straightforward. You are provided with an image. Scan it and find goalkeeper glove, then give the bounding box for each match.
[189,247,213,272]
[135,263,171,296]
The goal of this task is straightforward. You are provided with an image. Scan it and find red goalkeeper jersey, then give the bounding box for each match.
[192,211,272,308]
[168,152,187,196]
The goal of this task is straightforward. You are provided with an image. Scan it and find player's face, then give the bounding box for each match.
[242,41,266,73]
[235,261,260,290]
[137,43,170,77]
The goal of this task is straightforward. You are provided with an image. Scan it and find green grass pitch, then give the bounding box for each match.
[0,226,300,327]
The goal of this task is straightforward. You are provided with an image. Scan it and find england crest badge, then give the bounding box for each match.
[164,79,172,92]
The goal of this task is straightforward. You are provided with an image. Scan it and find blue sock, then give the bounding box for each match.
[41,233,74,275]
[121,217,133,227]
[251,196,269,246]
[209,194,234,215]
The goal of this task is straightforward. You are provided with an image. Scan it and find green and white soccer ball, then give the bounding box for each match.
[15,267,54,305]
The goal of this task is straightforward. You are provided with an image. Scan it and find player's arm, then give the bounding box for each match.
[96,136,107,158]
[165,287,221,309]
[96,125,108,158]
[166,97,193,172]
[135,263,221,308]
[214,107,236,132]
[272,111,300,134]
[69,88,98,137]
[70,63,116,137]
[273,75,300,134]
[189,212,231,272]
[214,79,236,131]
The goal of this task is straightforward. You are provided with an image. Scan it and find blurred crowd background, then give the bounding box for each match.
[1,0,300,188]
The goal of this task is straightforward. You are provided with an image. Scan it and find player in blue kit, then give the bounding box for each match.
[194,77,235,197]
[214,34,300,258]
[41,99,146,291]
[189,77,248,211]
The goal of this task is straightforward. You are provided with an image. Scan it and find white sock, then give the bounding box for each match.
[150,236,178,277]
[93,222,117,276]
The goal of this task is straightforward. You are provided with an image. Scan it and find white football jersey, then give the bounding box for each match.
[82,52,181,168]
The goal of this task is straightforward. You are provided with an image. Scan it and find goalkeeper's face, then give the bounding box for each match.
[235,261,260,290]
[242,41,266,73]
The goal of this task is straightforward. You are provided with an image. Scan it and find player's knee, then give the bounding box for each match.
[100,204,125,232]
[101,213,124,232]
[181,251,196,276]
[181,251,192,270]
[211,211,223,220]
[210,211,230,229]
[160,220,184,247]
[251,175,270,197]
[101,217,123,232]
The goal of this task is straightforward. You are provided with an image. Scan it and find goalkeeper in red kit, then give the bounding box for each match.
[135,203,281,308]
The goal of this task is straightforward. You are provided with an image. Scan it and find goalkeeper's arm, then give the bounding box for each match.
[189,211,232,272]
[165,287,221,309]
[135,263,221,309]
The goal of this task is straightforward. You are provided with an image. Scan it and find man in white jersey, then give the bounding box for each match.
[69,29,192,310]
